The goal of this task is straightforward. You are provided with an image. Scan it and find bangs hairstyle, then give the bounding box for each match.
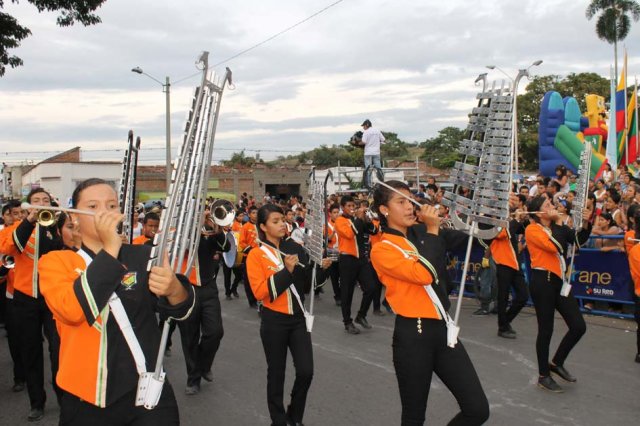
[256,204,284,241]
[372,180,411,219]
[71,178,112,208]
[526,196,547,223]
[26,187,51,204]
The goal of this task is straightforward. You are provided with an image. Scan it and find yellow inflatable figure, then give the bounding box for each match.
[583,94,608,153]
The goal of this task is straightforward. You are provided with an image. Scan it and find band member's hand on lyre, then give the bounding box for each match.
[95,210,124,258]
[149,252,187,305]
[418,204,440,233]
[284,254,299,273]
[320,257,332,269]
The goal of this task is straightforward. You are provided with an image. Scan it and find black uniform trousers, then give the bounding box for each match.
[338,254,374,325]
[495,264,529,331]
[370,262,384,311]
[12,290,61,409]
[328,261,340,301]
[393,316,489,426]
[635,297,640,355]
[260,308,313,426]
[529,269,586,376]
[5,297,26,385]
[177,285,224,387]
[222,263,242,296]
[242,259,258,307]
[59,382,179,426]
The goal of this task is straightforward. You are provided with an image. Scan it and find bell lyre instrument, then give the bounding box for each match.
[143,52,232,410]
[118,130,141,243]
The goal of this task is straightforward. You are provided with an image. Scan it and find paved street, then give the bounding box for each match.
[1,275,639,425]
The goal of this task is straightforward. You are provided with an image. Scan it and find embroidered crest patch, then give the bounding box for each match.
[121,272,137,290]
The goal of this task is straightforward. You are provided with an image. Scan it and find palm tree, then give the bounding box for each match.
[586,0,640,80]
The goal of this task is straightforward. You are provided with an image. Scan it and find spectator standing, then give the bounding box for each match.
[361,119,385,169]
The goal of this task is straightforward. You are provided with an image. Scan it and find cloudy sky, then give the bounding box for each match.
[0,0,638,165]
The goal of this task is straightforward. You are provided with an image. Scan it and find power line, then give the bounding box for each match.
[173,0,345,84]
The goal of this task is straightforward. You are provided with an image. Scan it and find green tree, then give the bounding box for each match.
[380,131,409,159]
[419,126,465,168]
[1,0,106,76]
[586,0,640,79]
[222,150,256,167]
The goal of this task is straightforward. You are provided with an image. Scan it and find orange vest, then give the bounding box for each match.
[524,223,565,279]
[131,234,150,245]
[490,228,519,270]
[369,219,382,246]
[239,222,259,254]
[335,215,359,258]
[628,243,640,297]
[370,232,439,319]
[326,220,338,248]
[0,221,41,298]
[624,230,636,254]
[246,244,296,315]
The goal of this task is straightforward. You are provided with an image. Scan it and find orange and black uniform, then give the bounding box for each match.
[246,238,327,426]
[0,226,25,388]
[627,239,640,357]
[38,244,195,425]
[524,221,591,377]
[240,221,259,306]
[334,214,376,326]
[371,225,489,426]
[489,220,529,332]
[624,230,636,253]
[0,218,63,411]
[176,230,229,389]
[326,219,341,302]
[131,234,150,245]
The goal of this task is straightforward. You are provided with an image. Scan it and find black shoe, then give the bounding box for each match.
[202,370,214,382]
[345,323,360,334]
[373,309,385,317]
[537,375,563,393]
[27,408,44,422]
[498,329,516,339]
[12,381,25,392]
[636,353,640,363]
[549,363,576,382]
[355,316,372,329]
[185,384,200,395]
[473,308,490,316]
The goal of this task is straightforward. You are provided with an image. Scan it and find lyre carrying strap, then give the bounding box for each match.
[77,249,148,375]
[259,245,307,315]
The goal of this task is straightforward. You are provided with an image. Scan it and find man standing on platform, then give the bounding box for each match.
[361,119,385,169]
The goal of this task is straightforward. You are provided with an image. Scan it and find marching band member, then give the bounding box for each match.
[490,195,529,339]
[370,180,489,426]
[1,200,26,393]
[246,204,331,426]
[335,195,376,334]
[57,212,82,250]
[222,211,244,299]
[524,195,592,393]
[132,212,160,245]
[178,212,228,396]
[626,209,640,363]
[240,205,260,308]
[0,188,64,421]
[38,178,194,425]
[326,203,341,305]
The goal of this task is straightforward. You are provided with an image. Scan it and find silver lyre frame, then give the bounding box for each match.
[118,130,141,244]
[147,52,233,382]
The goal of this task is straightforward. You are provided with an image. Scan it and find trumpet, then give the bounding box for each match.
[1,254,15,269]
[21,203,95,227]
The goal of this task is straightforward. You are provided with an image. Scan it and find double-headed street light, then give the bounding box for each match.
[131,67,172,193]
[486,60,543,176]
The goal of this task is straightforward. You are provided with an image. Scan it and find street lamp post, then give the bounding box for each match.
[132,67,172,193]
[486,60,543,177]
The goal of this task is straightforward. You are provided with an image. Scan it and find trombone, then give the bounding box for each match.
[21,203,95,227]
